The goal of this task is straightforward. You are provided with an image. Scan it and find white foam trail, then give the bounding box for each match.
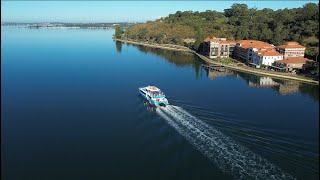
[156,105,296,180]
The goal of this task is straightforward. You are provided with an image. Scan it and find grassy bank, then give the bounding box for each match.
[114,38,319,85]
[195,53,319,84]
[114,38,193,53]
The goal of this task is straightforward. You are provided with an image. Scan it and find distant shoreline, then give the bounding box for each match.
[114,38,319,85]
[1,22,136,29]
[1,25,114,29]
[113,38,194,53]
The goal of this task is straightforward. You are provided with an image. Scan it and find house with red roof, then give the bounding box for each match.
[233,40,276,64]
[273,57,314,72]
[276,42,306,59]
[203,37,236,59]
[252,50,283,67]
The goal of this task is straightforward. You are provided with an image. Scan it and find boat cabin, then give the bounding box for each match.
[145,86,165,98]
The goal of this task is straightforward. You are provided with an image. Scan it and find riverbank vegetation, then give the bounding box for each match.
[114,25,123,39]
[123,3,319,60]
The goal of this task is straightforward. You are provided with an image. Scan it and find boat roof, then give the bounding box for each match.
[145,86,161,92]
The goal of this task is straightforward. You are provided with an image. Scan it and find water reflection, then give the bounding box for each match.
[120,42,202,79]
[135,45,195,66]
[206,69,234,80]
[115,41,122,53]
[299,83,319,101]
[206,68,319,101]
[116,41,319,101]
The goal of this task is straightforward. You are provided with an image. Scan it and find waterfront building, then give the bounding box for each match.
[233,40,275,64]
[273,57,314,72]
[276,42,305,59]
[252,50,283,67]
[203,37,236,59]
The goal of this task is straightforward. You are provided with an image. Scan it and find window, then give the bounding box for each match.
[211,46,218,55]
[140,90,146,95]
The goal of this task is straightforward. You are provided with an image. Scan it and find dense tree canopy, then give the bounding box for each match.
[124,3,319,60]
[114,25,123,39]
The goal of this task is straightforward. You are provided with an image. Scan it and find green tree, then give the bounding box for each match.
[114,25,122,39]
[305,47,319,61]
[194,26,205,52]
[272,24,287,45]
[124,2,319,51]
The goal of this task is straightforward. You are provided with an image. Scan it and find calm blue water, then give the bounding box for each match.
[1,26,319,180]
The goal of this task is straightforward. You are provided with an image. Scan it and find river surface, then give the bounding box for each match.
[1,27,319,180]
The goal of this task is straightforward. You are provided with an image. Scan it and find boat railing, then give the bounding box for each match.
[139,87,165,97]
[150,93,165,97]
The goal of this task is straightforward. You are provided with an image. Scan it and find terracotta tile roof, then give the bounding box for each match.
[256,48,276,53]
[265,47,276,51]
[259,51,283,56]
[204,37,219,42]
[275,57,313,64]
[237,40,273,49]
[220,40,236,45]
[237,40,259,43]
[277,42,305,49]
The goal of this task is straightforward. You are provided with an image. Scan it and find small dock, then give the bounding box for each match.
[202,64,226,72]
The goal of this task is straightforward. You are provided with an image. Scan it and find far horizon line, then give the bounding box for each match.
[1,21,145,24]
[1,0,319,23]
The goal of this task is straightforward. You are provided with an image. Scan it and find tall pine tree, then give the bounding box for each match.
[114,25,122,39]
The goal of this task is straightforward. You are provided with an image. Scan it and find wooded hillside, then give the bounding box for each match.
[124,3,319,60]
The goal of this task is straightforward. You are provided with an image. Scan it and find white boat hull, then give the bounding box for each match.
[139,87,169,107]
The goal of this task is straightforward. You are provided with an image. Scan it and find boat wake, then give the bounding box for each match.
[156,105,296,180]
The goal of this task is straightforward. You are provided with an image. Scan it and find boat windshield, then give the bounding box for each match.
[148,91,165,97]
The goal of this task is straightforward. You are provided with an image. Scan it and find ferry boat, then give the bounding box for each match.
[139,86,169,107]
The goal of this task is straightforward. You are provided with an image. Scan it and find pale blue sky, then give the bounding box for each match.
[1,1,318,23]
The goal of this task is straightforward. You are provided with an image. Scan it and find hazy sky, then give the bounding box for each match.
[1,1,318,23]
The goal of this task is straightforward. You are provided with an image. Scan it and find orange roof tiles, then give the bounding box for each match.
[220,40,236,45]
[204,37,219,42]
[256,48,276,53]
[260,51,283,56]
[275,57,313,64]
[237,40,259,43]
[237,40,273,49]
[277,42,305,49]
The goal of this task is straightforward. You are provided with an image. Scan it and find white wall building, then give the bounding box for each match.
[252,51,283,67]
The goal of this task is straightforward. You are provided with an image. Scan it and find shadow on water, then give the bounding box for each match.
[115,41,122,53]
[116,41,202,79]
[115,41,319,102]
[204,66,319,102]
